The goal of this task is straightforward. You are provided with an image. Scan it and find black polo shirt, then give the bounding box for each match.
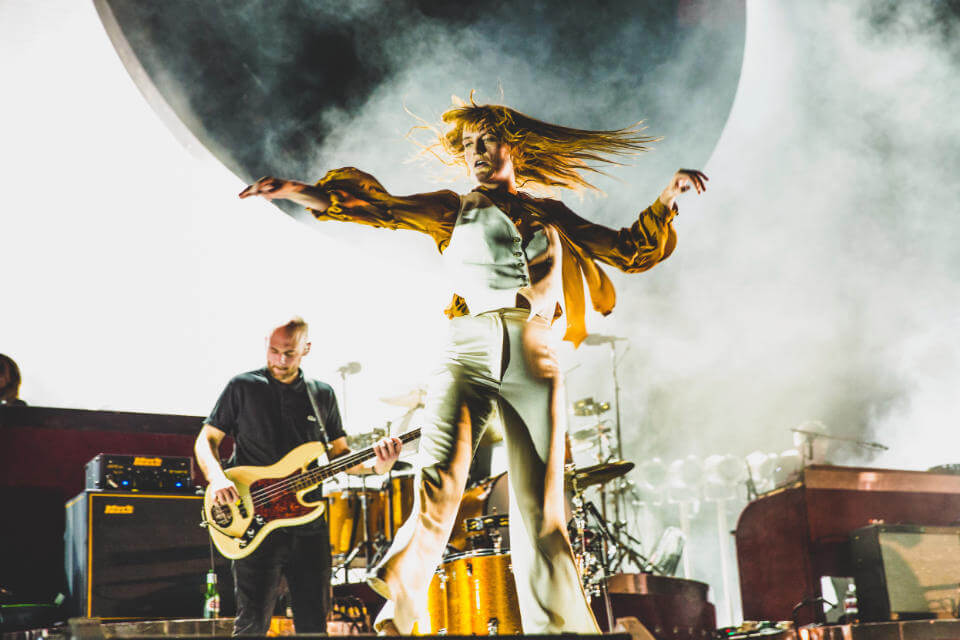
[206,367,345,534]
[207,367,345,467]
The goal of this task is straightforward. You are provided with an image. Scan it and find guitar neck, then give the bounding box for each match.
[315,428,421,482]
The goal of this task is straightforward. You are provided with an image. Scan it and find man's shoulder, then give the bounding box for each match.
[305,378,336,398]
[225,368,271,389]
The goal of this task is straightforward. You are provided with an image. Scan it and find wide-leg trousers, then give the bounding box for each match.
[367,308,599,634]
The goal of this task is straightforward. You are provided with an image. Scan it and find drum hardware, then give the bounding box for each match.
[647,526,685,577]
[585,500,656,575]
[379,386,427,409]
[447,473,510,553]
[330,471,415,579]
[572,396,611,417]
[464,514,509,532]
[570,421,611,442]
[565,460,635,492]
[582,337,631,536]
[331,594,371,633]
[568,482,614,629]
[346,427,387,450]
[333,474,375,580]
[569,421,614,454]
[567,465,665,632]
[465,514,509,552]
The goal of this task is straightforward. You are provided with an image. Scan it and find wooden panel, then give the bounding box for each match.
[804,466,960,495]
[735,487,814,623]
[735,466,960,626]
[592,592,716,639]
[607,573,709,602]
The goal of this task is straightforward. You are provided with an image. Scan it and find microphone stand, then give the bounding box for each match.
[339,369,350,429]
[791,428,888,466]
[604,341,630,538]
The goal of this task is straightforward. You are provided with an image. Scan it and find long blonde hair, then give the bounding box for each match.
[433,96,659,192]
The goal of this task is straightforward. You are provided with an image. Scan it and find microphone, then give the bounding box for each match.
[582,334,628,346]
[337,361,362,376]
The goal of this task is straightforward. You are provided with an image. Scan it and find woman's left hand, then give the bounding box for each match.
[658,169,709,211]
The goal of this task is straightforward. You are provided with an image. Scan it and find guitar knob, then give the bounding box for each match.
[254,515,265,524]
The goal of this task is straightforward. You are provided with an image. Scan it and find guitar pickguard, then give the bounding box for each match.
[248,470,322,521]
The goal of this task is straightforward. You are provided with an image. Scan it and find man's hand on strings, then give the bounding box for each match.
[658,169,709,211]
[372,436,403,474]
[209,475,240,506]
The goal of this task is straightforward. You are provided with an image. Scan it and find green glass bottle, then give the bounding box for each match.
[203,569,221,619]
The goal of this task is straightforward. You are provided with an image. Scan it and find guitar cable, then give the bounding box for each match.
[209,534,216,573]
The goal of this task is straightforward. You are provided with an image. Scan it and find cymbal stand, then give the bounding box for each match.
[569,485,613,631]
[602,342,630,539]
[384,420,394,540]
[335,475,379,583]
[583,500,656,575]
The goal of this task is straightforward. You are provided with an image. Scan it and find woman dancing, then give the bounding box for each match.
[239,99,707,635]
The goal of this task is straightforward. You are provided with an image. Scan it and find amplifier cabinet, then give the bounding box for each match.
[65,491,234,620]
[851,524,960,621]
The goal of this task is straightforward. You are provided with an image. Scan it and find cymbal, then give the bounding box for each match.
[379,387,426,409]
[565,460,635,491]
[570,422,611,442]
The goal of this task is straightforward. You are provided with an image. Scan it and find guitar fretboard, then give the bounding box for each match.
[287,428,421,491]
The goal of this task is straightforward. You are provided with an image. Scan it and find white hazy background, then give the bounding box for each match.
[2,0,959,625]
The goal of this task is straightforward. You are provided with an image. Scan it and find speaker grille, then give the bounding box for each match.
[66,491,234,620]
[852,524,960,621]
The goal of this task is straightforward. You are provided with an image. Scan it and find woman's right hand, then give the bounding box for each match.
[239,176,304,200]
[239,176,332,211]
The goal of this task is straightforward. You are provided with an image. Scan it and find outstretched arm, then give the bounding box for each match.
[239,177,331,210]
[239,168,461,252]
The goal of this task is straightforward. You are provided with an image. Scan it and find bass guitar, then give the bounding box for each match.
[203,428,420,559]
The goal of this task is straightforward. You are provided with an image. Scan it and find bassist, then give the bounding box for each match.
[194,316,402,635]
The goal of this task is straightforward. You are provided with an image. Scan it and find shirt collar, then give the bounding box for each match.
[262,367,305,390]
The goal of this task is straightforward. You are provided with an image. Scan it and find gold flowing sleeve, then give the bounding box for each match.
[309,167,461,252]
[549,197,678,273]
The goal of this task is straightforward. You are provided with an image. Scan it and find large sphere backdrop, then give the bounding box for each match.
[95,0,745,223]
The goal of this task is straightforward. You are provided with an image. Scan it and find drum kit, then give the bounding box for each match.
[327,383,676,634]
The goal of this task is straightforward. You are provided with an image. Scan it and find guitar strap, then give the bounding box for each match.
[304,378,332,451]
